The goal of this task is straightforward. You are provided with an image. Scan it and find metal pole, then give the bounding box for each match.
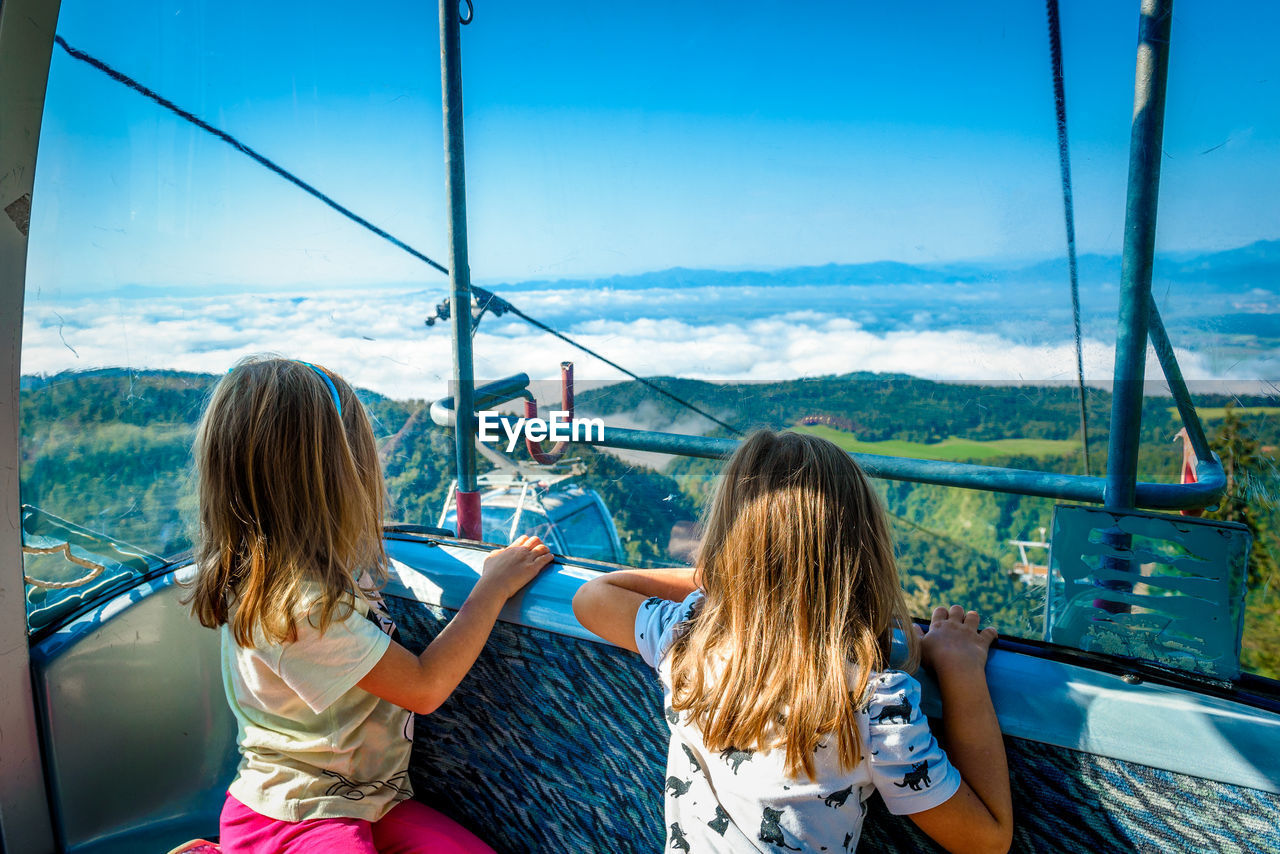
[438,0,481,539]
[1097,0,1174,614]
[1148,304,1212,464]
[1104,0,1174,511]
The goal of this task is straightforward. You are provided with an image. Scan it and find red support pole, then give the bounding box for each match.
[455,490,483,540]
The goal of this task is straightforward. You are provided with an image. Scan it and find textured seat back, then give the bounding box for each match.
[386,595,1280,854]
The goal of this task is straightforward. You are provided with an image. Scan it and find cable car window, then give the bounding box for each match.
[15,0,1278,685]
[442,506,558,550]
[555,503,619,564]
[19,0,447,630]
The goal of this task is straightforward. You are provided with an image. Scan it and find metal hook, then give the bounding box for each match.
[459,0,474,25]
[525,362,575,465]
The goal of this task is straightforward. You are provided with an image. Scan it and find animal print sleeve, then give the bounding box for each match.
[634,591,703,670]
[865,670,962,815]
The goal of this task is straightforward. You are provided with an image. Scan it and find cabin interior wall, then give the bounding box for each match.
[0,0,62,851]
[29,577,238,854]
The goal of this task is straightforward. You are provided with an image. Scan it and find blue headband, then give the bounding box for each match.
[296,361,342,416]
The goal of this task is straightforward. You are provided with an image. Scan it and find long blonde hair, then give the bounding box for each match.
[186,356,386,646]
[669,429,919,780]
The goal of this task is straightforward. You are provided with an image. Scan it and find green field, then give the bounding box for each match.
[1168,406,1280,420]
[793,424,1078,461]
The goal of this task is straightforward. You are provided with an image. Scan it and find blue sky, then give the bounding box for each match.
[26,0,1280,294]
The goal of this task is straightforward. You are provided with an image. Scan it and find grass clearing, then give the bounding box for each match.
[1167,406,1280,420]
[793,424,1078,461]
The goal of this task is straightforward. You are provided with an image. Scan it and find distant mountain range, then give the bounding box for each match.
[65,238,1279,303]
[492,239,1280,294]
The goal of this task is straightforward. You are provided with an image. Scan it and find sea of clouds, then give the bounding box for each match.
[20,282,1272,403]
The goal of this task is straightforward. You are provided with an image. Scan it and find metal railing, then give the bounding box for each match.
[431,370,1224,512]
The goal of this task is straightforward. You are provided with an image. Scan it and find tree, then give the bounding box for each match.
[1208,403,1277,588]
[1208,403,1280,680]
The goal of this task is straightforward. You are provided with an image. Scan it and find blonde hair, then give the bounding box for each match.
[669,429,919,781]
[186,356,386,646]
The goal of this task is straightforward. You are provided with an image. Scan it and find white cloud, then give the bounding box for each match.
[20,287,1271,402]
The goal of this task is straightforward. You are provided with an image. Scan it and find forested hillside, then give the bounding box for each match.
[17,369,697,570]
[19,369,1279,679]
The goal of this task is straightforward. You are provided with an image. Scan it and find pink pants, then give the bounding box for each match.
[219,794,495,854]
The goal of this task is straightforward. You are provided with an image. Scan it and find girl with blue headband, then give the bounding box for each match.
[187,356,552,853]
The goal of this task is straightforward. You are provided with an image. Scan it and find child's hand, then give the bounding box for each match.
[475,535,554,600]
[366,535,555,716]
[918,604,998,678]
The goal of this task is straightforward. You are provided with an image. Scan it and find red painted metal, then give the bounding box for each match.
[454,490,483,540]
[525,362,574,465]
[1175,428,1204,517]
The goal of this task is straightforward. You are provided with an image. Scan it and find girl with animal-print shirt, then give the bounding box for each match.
[575,430,1012,853]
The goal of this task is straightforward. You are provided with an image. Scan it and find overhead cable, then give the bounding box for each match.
[53,35,740,436]
[1045,0,1092,476]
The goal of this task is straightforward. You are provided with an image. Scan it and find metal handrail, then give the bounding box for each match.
[430,374,535,428]
[429,373,1227,512]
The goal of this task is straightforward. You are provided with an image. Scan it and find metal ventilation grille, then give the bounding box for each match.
[1046,505,1251,681]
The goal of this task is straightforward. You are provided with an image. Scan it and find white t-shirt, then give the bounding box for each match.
[222,582,414,822]
[636,591,961,853]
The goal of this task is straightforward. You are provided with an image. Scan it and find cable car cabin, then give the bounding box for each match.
[12,501,1280,853]
[3,0,1279,852]
[438,473,626,565]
